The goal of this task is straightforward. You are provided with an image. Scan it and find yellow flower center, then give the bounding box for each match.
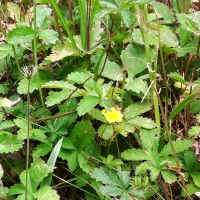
[102,107,123,123]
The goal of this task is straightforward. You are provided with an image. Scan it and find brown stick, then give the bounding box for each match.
[34,111,75,123]
[67,0,73,19]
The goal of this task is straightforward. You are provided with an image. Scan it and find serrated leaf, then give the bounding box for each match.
[126,116,157,129]
[35,186,60,200]
[161,170,177,184]
[45,42,81,62]
[67,71,93,84]
[17,71,51,94]
[0,44,13,59]
[124,102,150,119]
[98,124,114,140]
[88,108,107,123]
[45,89,71,107]
[39,29,58,44]
[19,159,53,192]
[159,139,192,157]
[42,81,75,90]
[121,149,149,161]
[190,172,200,187]
[188,126,200,137]
[32,143,52,159]
[0,132,24,153]
[77,96,100,116]
[7,26,34,45]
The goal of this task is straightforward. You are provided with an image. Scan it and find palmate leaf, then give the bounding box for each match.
[0,132,24,153]
[35,186,60,200]
[161,170,177,184]
[159,139,192,157]
[98,124,114,140]
[67,71,93,84]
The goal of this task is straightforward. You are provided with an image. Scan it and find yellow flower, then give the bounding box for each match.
[102,107,123,123]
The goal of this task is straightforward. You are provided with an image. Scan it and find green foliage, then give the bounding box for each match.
[1,0,200,199]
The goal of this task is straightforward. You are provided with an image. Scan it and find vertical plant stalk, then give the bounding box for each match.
[25,77,31,200]
[135,5,161,130]
[78,0,86,50]
[86,0,91,69]
[49,0,77,50]
[67,0,73,19]
[176,0,181,13]
[33,0,45,107]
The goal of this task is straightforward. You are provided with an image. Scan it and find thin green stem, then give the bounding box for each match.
[136,5,161,130]
[25,78,31,200]
[176,0,181,13]
[49,0,77,50]
[33,0,45,107]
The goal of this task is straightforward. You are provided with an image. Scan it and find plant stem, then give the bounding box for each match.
[176,0,181,13]
[33,0,45,107]
[25,78,31,200]
[136,5,161,130]
[86,0,91,69]
[12,45,22,77]
[67,0,72,19]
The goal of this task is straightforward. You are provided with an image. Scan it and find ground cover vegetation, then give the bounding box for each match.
[0,0,200,199]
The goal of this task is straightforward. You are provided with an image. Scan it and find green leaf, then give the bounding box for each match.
[190,172,200,187]
[0,132,24,153]
[124,102,150,119]
[77,96,100,116]
[36,5,52,29]
[45,89,71,107]
[39,29,58,44]
[88,108,107,123]
[67,71,93,84]
[159,139,192,157]
[41,138,63,186]
[0,44,13,59]
[125,77,148,94]
[19,159,53,191]
[121,149,149,161]
[32,143,52,159]
[121,44,147,76]
[126,116,157,129]
[160,26,179,47]
[98,124,114,140]
[153,1,174,20]
[7,26,34,45]
[35,186,60,200]
[45,42,81,62]
[139,129,160,151]
[42,80,75,90]
[188,126,200,137]
[177,12,200,36]
[17,71,51,94]
[161,170,177,184]
[99,60,123,81]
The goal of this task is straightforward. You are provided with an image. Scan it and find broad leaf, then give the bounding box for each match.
[0,132,24,153]
[121,149,149,161]
[35,186,60,200]
[159,139,192,157]
[77,96,100,116]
